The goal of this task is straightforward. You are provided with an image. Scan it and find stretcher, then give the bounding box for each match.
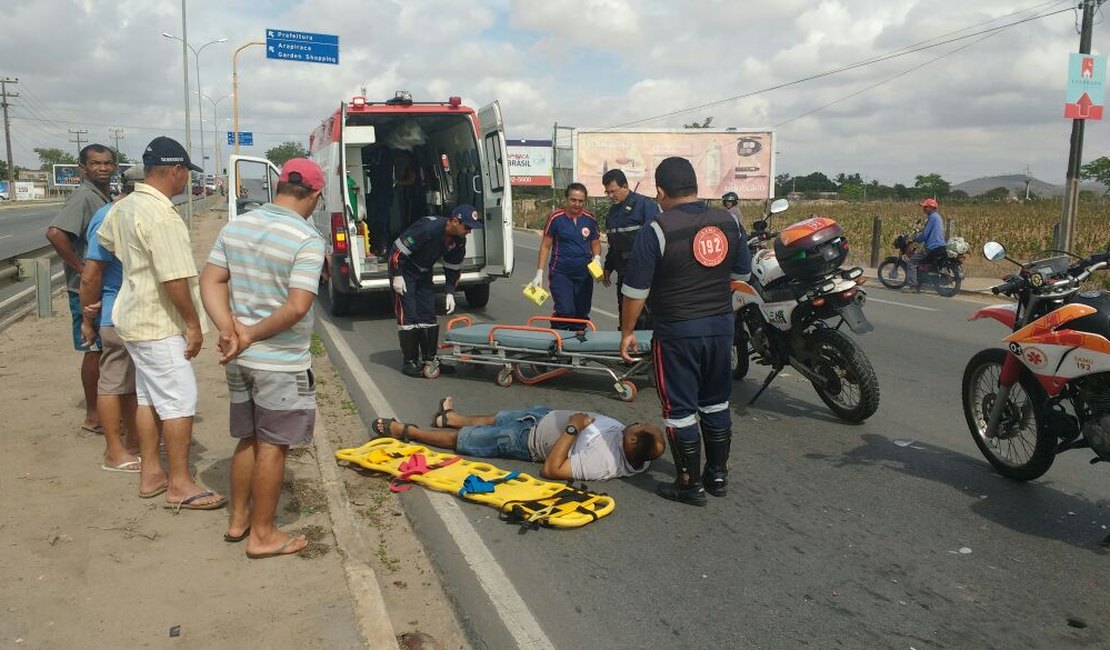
[335,438,615,530]
[437,316,653,402]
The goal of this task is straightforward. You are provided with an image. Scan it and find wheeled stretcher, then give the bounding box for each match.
[437,316,653,401]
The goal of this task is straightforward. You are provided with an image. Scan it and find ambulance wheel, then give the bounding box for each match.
[423,364,441,380]
[616,380,638,402]
[496,367,514,387]
[328,279,352,317]
[465,284,491,308]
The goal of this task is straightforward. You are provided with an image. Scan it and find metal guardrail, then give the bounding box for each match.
[0,245,55,283]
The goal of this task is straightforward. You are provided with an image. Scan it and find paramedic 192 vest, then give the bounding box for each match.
[647,206,740,323]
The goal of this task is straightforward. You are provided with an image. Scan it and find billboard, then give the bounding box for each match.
[574,129,775,200]
[15,181,37,200]
[53,164,81,187]
[506,139,553,187]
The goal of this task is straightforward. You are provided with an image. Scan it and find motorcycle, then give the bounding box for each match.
[731,204,880,423]
[962,240,1110,481]
[876,229,968,297]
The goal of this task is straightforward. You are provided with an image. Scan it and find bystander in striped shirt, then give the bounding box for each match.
[96,183,208,342]
[206,203,325,371]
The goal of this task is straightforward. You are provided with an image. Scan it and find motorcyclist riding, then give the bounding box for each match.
[904,198,945,293]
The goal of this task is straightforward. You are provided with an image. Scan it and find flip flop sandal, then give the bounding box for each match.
[101,459,142,473]
[224,526,251,543]
[139,481,169,499]
[164,489,227,512]
[246,534,307,560]
[372,418,413,442]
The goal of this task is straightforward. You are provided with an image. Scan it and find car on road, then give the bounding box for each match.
[0,186,9,201]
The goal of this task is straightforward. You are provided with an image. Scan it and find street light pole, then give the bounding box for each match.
[162,32,226,212]
[178,2,192,228]
[232,41,265,158]
[199,93,230,182]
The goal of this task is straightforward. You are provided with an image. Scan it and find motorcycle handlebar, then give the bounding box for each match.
[992,274,1025,295]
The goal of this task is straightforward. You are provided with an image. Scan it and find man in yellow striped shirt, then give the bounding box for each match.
[97,136,224,511]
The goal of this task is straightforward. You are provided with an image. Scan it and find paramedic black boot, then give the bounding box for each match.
[398,329,423,378]
[656,437,707,507]
[421,325,455,375]
[701,427,732,497]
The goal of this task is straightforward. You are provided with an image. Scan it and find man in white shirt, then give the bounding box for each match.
[372,396,665,481]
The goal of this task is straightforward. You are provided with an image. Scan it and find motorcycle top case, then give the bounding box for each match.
[774,216,848,280]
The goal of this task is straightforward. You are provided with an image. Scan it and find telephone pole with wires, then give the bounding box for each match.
[68,128,88,159]
[1,77,18,187]
[108,127,124,159]
[1055,0,1105,251]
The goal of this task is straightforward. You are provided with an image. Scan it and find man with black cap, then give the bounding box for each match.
[389,205,483,377]
[618,157,751,506]
[97,136,225,511]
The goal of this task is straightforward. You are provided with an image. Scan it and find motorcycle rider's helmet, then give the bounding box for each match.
[722,191,739,207]
[919,198,939,209]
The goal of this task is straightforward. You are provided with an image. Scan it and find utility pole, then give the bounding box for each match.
[108,127,124,158]
[1,77,18,188]
[1024,165,1032,201]
[1055,0,1103,251]
[68,129,88,158]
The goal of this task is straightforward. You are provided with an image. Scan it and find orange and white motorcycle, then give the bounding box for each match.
[732,203,879,423]
[963,241,1110,481]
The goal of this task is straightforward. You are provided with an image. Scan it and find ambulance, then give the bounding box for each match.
[227,91,515,316]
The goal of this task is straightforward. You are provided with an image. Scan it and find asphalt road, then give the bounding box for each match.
[0,203,58,259]
[318,229,1108,648]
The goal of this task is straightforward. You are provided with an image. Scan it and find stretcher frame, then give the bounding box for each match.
[437,315,653,401]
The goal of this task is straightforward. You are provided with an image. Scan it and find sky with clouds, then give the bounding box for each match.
[1,0,1107,187]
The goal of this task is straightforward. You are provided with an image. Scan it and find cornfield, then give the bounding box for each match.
[512,197,1110,288]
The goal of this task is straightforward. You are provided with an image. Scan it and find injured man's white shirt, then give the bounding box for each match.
[529,410,648,480]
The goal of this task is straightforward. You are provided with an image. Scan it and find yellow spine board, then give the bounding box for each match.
[335,438,615,529]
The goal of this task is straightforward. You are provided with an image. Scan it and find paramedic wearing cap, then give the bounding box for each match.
[390,205,482,378]
[601,169,660,327]
[619,156,751,507]
[527,183,601,329]
[97,136,225,511]
[200,158,325,558]
[905,198,946,291]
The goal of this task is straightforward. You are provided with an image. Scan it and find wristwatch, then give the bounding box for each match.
[564,424,579,436]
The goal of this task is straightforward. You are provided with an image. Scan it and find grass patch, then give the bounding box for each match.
[309,333,325,358]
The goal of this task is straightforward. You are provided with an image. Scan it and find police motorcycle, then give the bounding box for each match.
[876,224,969,297]
[962,240,1110,482]
[732,207,880,422]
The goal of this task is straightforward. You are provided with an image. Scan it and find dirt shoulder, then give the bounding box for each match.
[0,205,466,649]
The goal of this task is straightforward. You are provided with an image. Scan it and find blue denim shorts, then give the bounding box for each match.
[455,406,553,461]
[69,291,101,352]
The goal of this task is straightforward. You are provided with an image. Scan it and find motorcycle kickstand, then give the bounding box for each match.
[748,367,781,405]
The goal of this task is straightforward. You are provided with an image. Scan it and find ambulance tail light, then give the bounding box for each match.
[331,212,349,253]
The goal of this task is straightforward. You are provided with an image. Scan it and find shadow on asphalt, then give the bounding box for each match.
[817,433,1110,553]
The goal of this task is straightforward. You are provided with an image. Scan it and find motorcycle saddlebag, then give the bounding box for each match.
[774,216,848,280]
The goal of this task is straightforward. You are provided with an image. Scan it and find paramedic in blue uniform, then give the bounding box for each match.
[600,169,660,327]
[619,157,751,507]
[527,183,601,329]
[389,205,482,378]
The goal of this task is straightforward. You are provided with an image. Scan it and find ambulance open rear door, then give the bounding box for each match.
[227,155,279,221]
[477,100,514,278]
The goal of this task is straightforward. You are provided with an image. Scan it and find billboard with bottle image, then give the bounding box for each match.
[573,129,774,200]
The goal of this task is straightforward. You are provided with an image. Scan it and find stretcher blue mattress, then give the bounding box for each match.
[445,325,653,355]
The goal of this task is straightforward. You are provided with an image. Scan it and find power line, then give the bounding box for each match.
[68,129,88,158]
[603,3,1074,130]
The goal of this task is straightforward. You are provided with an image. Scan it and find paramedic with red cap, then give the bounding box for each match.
[905,198,946,292]
[389,205,482,378]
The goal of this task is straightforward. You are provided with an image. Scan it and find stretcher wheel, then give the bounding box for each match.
[496,367,514,388]
[423,364,441,380]
[615,380,637,402]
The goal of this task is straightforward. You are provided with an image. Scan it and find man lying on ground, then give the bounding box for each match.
[372,396,666,481]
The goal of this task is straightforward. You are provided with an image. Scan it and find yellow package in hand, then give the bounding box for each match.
[335,438,614,529]
[587,259,604,281]
[523,284,550,307]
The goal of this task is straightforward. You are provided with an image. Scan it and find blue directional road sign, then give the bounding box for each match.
[227,131,254,147]
[265,28,339,65]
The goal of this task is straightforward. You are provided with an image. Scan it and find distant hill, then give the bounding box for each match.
[952,174,1107,198]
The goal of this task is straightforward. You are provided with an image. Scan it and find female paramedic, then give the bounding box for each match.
[389,204,482,378]
[526,183,601,329]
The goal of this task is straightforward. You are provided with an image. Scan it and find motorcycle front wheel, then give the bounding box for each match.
[961,348,1055,481]
[877,257,908,289]
[934,264,962,297]
[809,328,880,422]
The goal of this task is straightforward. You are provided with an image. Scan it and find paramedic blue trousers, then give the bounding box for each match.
[393,266,435,327]
[651,334,732,445]
[549,267,593,329]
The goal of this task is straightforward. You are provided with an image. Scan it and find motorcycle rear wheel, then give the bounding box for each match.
[934,264,962,297]
[809,328,880,422]
[877,257,908,289]
[961,348,1055,481]
[732,318,751,380]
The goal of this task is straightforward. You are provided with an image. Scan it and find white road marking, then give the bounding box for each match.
[867,297,938,312]
[592,307,618,319]
[316,317,556,650]
[0,234,12,240]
